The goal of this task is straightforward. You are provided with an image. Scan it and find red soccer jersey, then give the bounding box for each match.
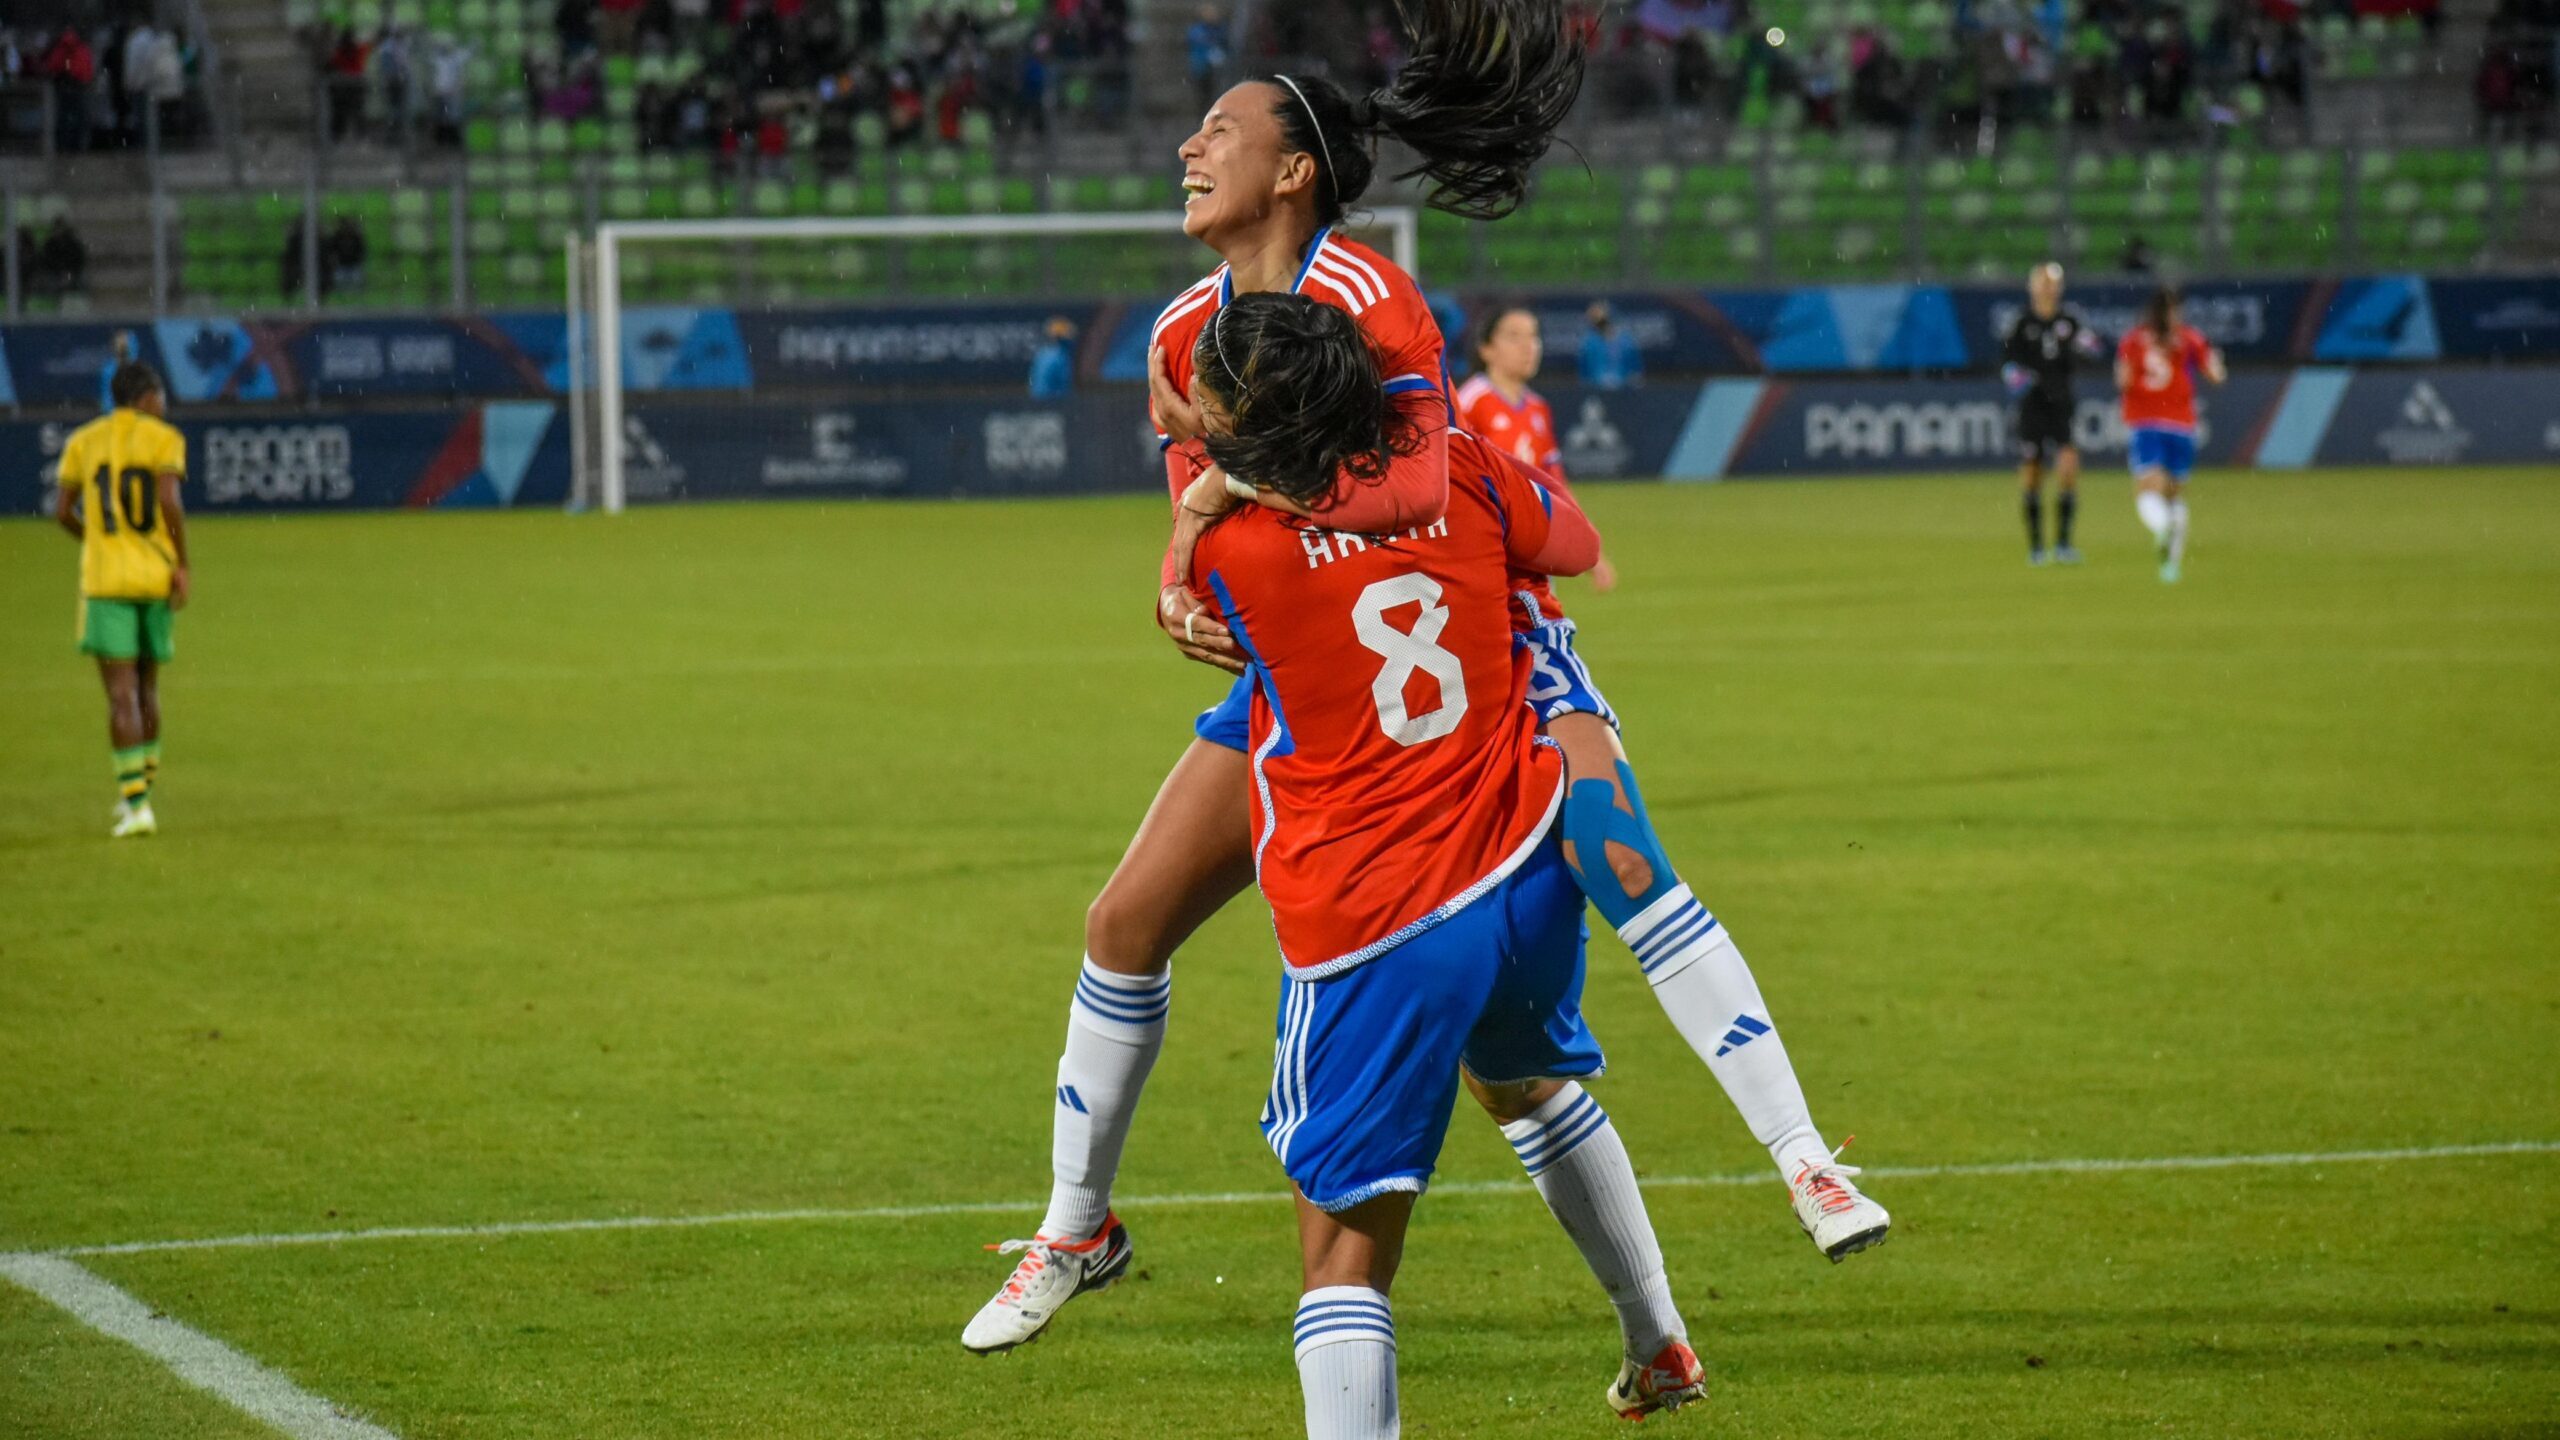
[1189,429,1599,977]
[2118,324,2214,432]
[1455,375,1564,478]
[1153,229,1452,584]
[1455,377,1586,629]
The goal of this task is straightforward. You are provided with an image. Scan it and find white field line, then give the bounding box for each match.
[0,1253,398,1440]
[21,1139,2556,1262]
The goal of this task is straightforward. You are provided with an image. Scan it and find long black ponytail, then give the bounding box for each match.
[1262,0,1586,226]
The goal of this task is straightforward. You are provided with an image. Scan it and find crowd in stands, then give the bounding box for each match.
[309,0,1136,160]
[2478,0,2558,138]
[1577,0,2442,143]
[2,20,204,152]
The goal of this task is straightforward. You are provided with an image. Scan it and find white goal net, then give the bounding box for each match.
[563,208,1423,514]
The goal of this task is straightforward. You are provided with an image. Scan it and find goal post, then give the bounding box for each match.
[564,207,1422,514]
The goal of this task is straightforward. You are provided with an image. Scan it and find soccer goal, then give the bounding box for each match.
[563,207,1423,514]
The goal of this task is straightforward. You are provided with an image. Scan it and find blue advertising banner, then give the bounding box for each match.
[0,403,567,516]
[741,301,1111,390]
[2427,277,2560,360]
[2311,368,2560,467]
[2311,275,2442,362]
[618,392,1159,502]
[1694,372,2293,477]
[1952,278,2313,369]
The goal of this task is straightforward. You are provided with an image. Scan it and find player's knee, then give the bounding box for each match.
[1083,889,1176,975]
[1604,840,1656,902]
[1468,1074,1562,1123]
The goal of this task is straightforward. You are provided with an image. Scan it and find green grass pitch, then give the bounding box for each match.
[3,468,2556,1439]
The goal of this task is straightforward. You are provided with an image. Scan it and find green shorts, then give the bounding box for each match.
[78,597,176,665]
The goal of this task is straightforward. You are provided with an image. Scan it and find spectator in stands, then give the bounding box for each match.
[35,217,87,299]
[885,64,924,146]
[100,331,135,412]
[599,0,644,54]
[374,27,414,142]
[556,0,597,58]
[1800,38,1843,129]
[115,23,154,145]
[2119,233,2156,274]
[324,27,370,140]
[429,36,470,147]
[327,216,368,294]
[1579,303,1642,390]
[1028,317,1076,399]
[281,215,320,301]
[1010,31,1051,135]
[1186,6,1227,112]
[40,25,96,153]
[1850,29,1913,130]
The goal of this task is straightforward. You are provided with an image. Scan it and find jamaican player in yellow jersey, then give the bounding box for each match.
[53,363,190,838]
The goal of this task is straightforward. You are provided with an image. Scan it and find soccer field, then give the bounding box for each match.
[3,468,2556,1439]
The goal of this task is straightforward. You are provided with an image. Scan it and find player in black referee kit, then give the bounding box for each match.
[2003,263,2103,565]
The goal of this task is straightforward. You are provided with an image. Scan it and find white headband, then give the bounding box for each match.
[1274,75,1337,200]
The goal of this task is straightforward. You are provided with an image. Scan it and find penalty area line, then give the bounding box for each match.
[28,1138,2559,1262]
[0,1252,399,1440]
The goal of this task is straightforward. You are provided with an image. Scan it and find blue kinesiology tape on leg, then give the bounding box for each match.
[1562,759,1680,929]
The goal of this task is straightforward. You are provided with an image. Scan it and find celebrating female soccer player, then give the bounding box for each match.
[1456,303,1617,591]
[2116,286,2225,584]
[966,0,1884,1365]
[1197,293,1703,1431]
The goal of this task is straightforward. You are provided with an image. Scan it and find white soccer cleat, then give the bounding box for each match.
[110,802,157,839]
[1607,1339,1708,1421]
[960,1213,1134,1354]
[1791,1142,1890,1262]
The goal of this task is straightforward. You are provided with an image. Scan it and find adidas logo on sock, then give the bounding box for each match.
[1713,1014,1771,1058]
[1057,1085,1088,1113]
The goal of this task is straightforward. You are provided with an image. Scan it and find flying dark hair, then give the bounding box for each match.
[2143,285,2181,343]
[110,363,164,409]
[1469,302,1537,371]
[1193,293,1425,511]
[1260,0,1586,226]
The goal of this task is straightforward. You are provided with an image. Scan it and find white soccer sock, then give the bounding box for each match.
[1624,886,1831,1178]
[1295,1287,1398,1440]
[2167,497,2190,562]
[1039,958,1169,1241]
[1500,1083,1686,1360]
[2136,489,2172,542]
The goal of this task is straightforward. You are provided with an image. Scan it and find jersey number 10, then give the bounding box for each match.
[91,465,160,535]
[1354,573,1469,747]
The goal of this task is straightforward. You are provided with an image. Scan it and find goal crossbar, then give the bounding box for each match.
[570,207,1423,513]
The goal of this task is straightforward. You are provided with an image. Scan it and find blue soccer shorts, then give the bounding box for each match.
[1259,831,1605,1213]
[2128,425,2198,481]
[1520,618,1617,730]
[1195,669,1255,751]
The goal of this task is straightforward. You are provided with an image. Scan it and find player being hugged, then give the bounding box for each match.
[968,0,1884,1369]
[1193,293,1703,1434]
[2116,285,2225,584]
[54,362,190,839]
[1457,302,1617,590]
[2002,263,2104,566]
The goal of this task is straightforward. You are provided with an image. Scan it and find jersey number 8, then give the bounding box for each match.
[1353,573,1468,747]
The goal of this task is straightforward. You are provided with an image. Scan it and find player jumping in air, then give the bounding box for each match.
[2116,286,2225,584]
[54,363,190,838]
[1191,294,1690,1433]
[2002,263,2103,566]
[966,0,1887,1376]
[1457,303,1617,592]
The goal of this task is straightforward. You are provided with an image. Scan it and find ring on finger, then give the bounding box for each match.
[1184,612,1199,643]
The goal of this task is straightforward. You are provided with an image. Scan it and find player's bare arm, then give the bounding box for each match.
[54,475,82,540]
[159,470,189,609]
